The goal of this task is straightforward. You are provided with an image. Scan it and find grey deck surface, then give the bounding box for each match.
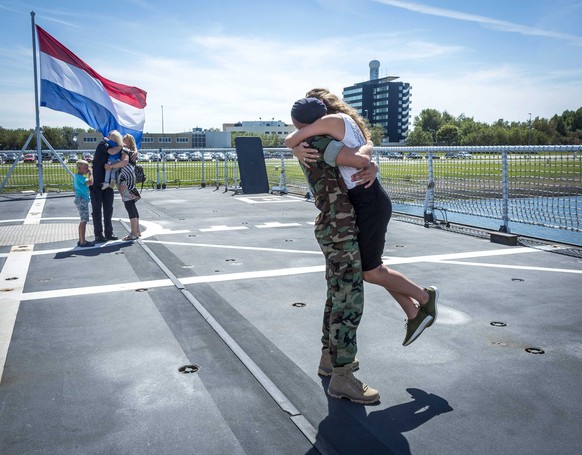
[1,188,581,455]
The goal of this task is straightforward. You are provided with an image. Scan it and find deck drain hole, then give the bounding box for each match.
[37,278,51,282]
[491,341,507,346]
[188,234,197,237]
[285,239,294,242]
[525,347,545,354]
[511,278,524,282]
[490,321,507,327]
[395,244,405,248]
[225,258,236,262]
[5,277,18,281]
[178,365,200,374]
[115,251,124,255]
[136,288,149,292]
[292,302,307,308]
[1,288,15,292]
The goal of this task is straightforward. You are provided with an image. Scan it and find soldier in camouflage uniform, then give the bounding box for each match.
[302,134,363,367]
[287,97,380,404]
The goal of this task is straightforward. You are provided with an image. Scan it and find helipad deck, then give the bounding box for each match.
[1,188,581,454]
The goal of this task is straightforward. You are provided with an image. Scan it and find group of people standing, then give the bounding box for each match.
[73,130,142,247]
[285,89,439,405]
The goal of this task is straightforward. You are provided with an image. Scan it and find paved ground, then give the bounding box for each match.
[1,188,581,455]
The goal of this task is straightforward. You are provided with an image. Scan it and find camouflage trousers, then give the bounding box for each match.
[317,237,364,367]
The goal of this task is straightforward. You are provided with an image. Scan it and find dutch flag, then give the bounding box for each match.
[36,25,147,147]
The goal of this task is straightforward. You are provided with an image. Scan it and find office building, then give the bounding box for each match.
[343,60,411,143]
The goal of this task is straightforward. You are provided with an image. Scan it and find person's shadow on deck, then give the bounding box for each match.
[53,241,132,259]
[312,381,453,455]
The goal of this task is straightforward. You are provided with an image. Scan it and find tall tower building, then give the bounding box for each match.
[343,61,411,143]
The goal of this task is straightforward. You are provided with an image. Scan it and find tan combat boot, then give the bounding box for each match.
[327,363,380,404]
[318,348,360,377]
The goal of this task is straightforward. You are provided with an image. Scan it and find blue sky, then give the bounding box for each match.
[0,0,581,133]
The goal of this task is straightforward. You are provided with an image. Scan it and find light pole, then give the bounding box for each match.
[161,105,164,135]
[527,112,532,146]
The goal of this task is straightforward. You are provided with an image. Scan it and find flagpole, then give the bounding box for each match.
[31,11,44,194]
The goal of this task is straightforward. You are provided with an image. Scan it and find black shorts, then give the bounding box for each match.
[348,179,392,272]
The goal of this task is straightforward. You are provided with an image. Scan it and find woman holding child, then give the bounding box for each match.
[104,132,141,241]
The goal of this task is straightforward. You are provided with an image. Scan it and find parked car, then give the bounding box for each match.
[176,153,190,161]
[445,151,472,159]
[83,153,93,162]
[407,152,423,159]
[67,153,78,163]
[384,151,404,159]
[23,153,37,162]
[202,152,214,161]
[190,151,202,161]
[51,153,64,163]
[3,152,18,163]
[138,153,151,162]
[164,153,176,161]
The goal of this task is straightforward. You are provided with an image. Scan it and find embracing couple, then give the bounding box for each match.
[285,89,439,405]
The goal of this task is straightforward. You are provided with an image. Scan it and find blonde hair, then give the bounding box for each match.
[305,88,371,141]
[123,133,137,152]
[76,159,91,173]
[108,130,124,146]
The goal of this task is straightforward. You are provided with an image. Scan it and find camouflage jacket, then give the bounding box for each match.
[300,135,358,245]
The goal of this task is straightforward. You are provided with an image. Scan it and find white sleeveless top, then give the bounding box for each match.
[337,113,366,189]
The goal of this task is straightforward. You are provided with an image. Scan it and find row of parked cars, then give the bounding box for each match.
[0,151,240,165]
[380,151,473,159]
[137,151,236,162]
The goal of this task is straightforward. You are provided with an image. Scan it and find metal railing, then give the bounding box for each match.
[1,145,580,241]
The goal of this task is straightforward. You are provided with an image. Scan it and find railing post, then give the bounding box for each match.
[223,152,229,192]
[215,155,220,190]
[200,151,206,187]
[423,150,435,227]
[499,147,510,232]
[155,148,161,189]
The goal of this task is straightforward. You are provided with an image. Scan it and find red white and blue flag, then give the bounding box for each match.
[36,26,147,146]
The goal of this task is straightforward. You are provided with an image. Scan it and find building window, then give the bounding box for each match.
[142,137,154,143]
[83,137,97,143]
[176,137,189,143]
[159,137,172,143]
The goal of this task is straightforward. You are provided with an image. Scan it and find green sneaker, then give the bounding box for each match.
[421,286,439,327]
[403,307,433,346]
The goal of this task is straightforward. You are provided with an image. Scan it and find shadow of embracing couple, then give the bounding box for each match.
[310,380,453,455]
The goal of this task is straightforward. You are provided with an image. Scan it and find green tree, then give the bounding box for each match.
[436,124,460,145]
[405,128,433,146]
[369,123,385,146]
[230,131,259,147]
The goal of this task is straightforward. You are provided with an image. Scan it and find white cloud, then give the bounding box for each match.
[373,0,582,46]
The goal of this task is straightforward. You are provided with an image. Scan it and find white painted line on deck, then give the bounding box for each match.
[20,278,174,302]
[19,244,582,303]
[236,196,304,204]
[143,240,322,255]
[255,222,302,229]
[436,260,582,274]
[22,193,47,225]
[0,194,46,382]
[199,225,249,232]
[0,245,33,383]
